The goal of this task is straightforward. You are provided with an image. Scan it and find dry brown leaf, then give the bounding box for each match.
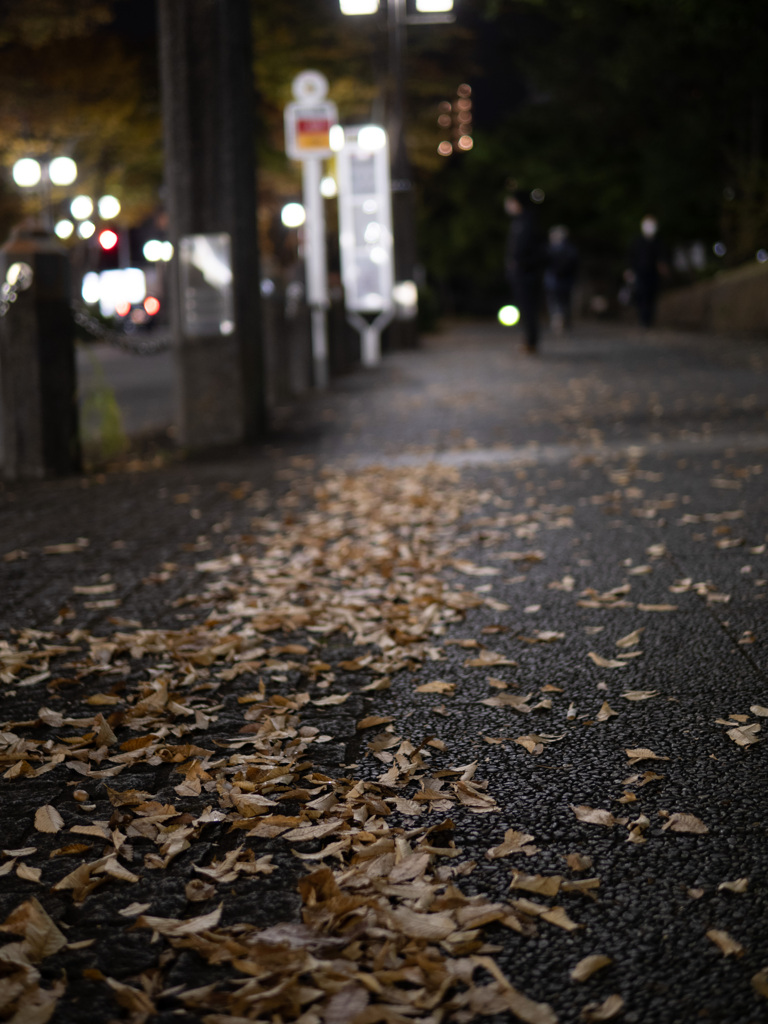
[388,906,456,940]
[726,723,760,746]
[566,853,593,872]
[637,603,678,612]
[752,967,768,998]
[486,829,538,859]
[706,929,744,957]
[571,954,613,982]
[596,702,618,722]
[510,872,562,896]
[16,863,42,883]
[571,805,616,827]
[625,747,669,764]
[356,715,395,730]
[718,878,749,893]
[135,905,222,937]
[581,994,625,1021]
[105,976,156,1014]
[33,806,64,835]
[662,812,709,834]
[616,628,644,648]
[541,906,582,931]
[588,652,628,669]
[0,898,67,961]
[621,690,659,701]
[415,679,456,695]
[750,705,768,718]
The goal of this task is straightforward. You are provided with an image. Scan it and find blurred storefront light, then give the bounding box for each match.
[78,220,96,239]
[416,0,453,9]
[143,239,174,262]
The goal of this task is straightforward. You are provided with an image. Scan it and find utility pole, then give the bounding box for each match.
[157,0,264,449]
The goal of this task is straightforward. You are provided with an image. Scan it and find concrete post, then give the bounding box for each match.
[157,0,264,449]
[0,225,81,479]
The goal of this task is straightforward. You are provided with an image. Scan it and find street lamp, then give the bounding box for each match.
[339,0,455,339]
[11,156,78,230]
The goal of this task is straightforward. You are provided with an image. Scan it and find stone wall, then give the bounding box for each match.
[657,261,768,335]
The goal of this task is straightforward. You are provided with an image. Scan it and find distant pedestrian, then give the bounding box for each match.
[544,225,579,333]
[624,215,670,328]
[504,190,546,353]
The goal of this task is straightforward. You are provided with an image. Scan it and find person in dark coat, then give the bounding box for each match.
[504,190,546,353]
[544,225,579,333]
[625,215,670,328]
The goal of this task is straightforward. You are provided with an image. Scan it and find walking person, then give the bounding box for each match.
[504,189,545,353]
[624,215,670,328]
[544,225,579,334]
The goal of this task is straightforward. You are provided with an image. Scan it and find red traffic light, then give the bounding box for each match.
[98,229,119,251]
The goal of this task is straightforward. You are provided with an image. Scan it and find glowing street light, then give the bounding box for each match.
[70,195,94,220]
[12,158,42,188]
[48,156,78,187]
[98,195,121,219]
[281,202,307,229]
[54,220,75,240]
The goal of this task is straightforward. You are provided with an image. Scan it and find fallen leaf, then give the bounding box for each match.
[571,954,613,982]
[726,723,760,746]
[750,705,768,717]
[0,897,67,960]
[581,994,625,1021]
[616,628,644,648]
[34,805,64,834]
[625,748,669,764]
[621,690,659,701]
[571,805,616,827]
[706,929,744,956]
[356,715,395,730]
[661,813,709,834]
[637,603,678,612]
[566,853,593,872]
[717,878,749,894]
[752,968,768,998]
[588,652,628,669]
[510,872,562,896]
[596,702,618,722]
[416,679,456,695]
[486,829,538,859]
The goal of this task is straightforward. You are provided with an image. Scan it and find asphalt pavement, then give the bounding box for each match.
[1,319,767,1024]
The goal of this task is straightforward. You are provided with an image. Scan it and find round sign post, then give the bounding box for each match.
[284,71,338,389]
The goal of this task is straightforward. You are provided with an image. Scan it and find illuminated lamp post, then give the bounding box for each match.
[339,0,454,344]
[11,156,78,232]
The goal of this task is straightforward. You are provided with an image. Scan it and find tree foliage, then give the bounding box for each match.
[418,0,768,309]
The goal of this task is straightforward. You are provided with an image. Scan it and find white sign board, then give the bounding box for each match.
[336,126,394,315]
[179,233,235,338]
[284,100,338,161]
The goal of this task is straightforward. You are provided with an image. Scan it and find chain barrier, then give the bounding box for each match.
[71,304,173,356]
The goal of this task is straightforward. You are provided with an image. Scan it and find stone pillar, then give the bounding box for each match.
[0,226,81,479]
[157,0,264,448]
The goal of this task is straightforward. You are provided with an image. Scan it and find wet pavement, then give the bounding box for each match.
[1,319,767,1024]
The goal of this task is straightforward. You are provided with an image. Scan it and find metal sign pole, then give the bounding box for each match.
[284,71,337,391]
[302,157,329,389]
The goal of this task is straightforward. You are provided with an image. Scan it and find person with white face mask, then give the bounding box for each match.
[624,214,670,327]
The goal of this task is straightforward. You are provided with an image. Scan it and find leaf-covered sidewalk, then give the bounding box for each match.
[1,323,767,1023]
